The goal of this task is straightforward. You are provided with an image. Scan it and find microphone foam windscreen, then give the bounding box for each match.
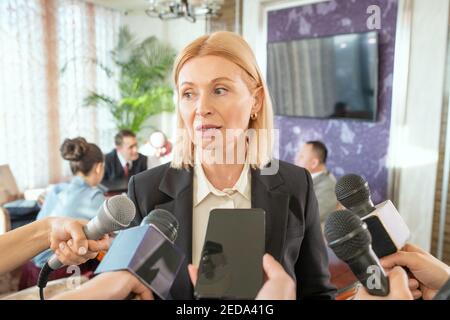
[100,195,136,230]
[335,174,370,208]
[324,210,371,261]
[143,208,179,242]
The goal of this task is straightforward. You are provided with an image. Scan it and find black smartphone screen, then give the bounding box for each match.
[194,208,265,300]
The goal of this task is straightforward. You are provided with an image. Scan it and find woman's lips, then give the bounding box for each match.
[195,124,222,138]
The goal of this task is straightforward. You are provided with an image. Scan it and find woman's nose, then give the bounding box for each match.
[195,94,214,116]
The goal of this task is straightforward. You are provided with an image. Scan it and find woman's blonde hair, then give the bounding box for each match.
[171,31,274,170]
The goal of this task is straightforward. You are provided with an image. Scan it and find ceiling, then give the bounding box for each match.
[81,0,150,12]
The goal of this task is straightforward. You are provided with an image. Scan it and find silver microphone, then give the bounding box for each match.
[47,194,136,270]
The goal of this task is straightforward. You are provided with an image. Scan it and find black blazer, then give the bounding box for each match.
[102,149,147,182]
[128,160,336,300]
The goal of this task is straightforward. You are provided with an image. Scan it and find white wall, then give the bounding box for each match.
[389,0,449,250]
[121,11,206,142]
[122,11,206,52]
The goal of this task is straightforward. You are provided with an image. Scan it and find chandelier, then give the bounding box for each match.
[145,0,224,23]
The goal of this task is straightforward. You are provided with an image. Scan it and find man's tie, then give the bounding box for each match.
[123,162,130,178]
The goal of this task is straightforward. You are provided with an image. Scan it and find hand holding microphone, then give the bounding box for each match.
[47,218,111,267]
[381,243,450,300]
[354,266,413,300]
[46,195,136,270]
[324,209,390,296]
[38,195,136,299]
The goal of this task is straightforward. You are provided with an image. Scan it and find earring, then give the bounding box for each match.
[250,113,258,120]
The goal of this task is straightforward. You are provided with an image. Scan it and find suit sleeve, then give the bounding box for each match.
[102,154,112,182]
[127,175,143,227]
[295,170,336,299]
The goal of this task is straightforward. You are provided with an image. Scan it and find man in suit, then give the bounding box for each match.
[102,130,148,182]
[296,140,338,224]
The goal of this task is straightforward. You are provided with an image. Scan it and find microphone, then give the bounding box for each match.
[335,174,376,217]
[335,174,410,257]
[140,208,178,241]
[95,208,186,300]
[38,195,136,299]
[324,209,390,296]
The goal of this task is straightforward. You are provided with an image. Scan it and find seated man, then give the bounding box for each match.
[103,129,148,182]
[296,140,338,223]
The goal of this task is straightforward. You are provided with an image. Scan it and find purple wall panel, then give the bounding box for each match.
[268,0,398,203]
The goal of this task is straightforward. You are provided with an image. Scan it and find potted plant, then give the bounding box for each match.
[83,26,176,133]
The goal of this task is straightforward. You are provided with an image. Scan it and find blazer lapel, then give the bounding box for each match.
[156,166,194,299]
[251,167,290,261]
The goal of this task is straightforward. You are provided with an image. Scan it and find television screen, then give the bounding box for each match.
[267,31,379,121]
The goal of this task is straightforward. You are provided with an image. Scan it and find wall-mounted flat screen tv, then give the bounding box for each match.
[267,31,379,122]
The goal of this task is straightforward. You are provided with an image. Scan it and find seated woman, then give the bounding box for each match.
[128,31,336,299]
[19,137,105,289]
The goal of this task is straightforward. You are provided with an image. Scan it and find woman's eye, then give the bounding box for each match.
[182,91,193,99]
[214,87,227,95]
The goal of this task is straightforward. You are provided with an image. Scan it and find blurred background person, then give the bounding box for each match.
[296,141,338,223]
[103,129,148,182]
[19,137,106,289]
[139,130,173,169]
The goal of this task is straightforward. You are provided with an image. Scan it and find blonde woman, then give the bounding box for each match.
[128,31,336,299]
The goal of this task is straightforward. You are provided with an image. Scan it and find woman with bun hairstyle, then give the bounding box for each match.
[19,137,106,289]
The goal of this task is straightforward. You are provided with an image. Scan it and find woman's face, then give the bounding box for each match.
[177,55,261,154]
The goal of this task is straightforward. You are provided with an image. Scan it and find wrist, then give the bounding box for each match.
[34,217,54,249]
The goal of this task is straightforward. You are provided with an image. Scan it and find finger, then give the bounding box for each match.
[87,237,110,252]
[58,241,86,266]
[354,286,373,300]
[67,240,98,260]
[50,239,61,252]
[135,285,154,300]
[262,254,285,279]
[408,278,420,291]
[403,243,428,254]
[188,264,198,285]
[381,251,416,270]
[412,289,422,300]
[66,221,88,256]
[389,266,410,290]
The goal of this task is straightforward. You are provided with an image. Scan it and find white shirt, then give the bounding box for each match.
[192,163,251,266]
[311,170,325,180]
[117,151,132,170]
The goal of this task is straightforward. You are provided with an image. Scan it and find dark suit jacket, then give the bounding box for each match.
[103,149,147,182]
[128,160,336,300]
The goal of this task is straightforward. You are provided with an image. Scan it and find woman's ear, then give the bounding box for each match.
[95,162,103,175]
[251,87,264,115]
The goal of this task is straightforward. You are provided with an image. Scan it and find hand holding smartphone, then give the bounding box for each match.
[194,208,265,300]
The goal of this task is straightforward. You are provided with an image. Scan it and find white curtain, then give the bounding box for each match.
[0,0,120,190]
[0,0,49,190]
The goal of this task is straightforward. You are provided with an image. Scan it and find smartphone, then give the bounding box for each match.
[194,208,265,300]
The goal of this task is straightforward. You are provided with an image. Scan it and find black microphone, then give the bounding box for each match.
[95,208,185,300]
[335,174,410,258]
[335,174,376,217]
[140,208,178,241]
[37,195,136,300]
[325,209,390,296]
